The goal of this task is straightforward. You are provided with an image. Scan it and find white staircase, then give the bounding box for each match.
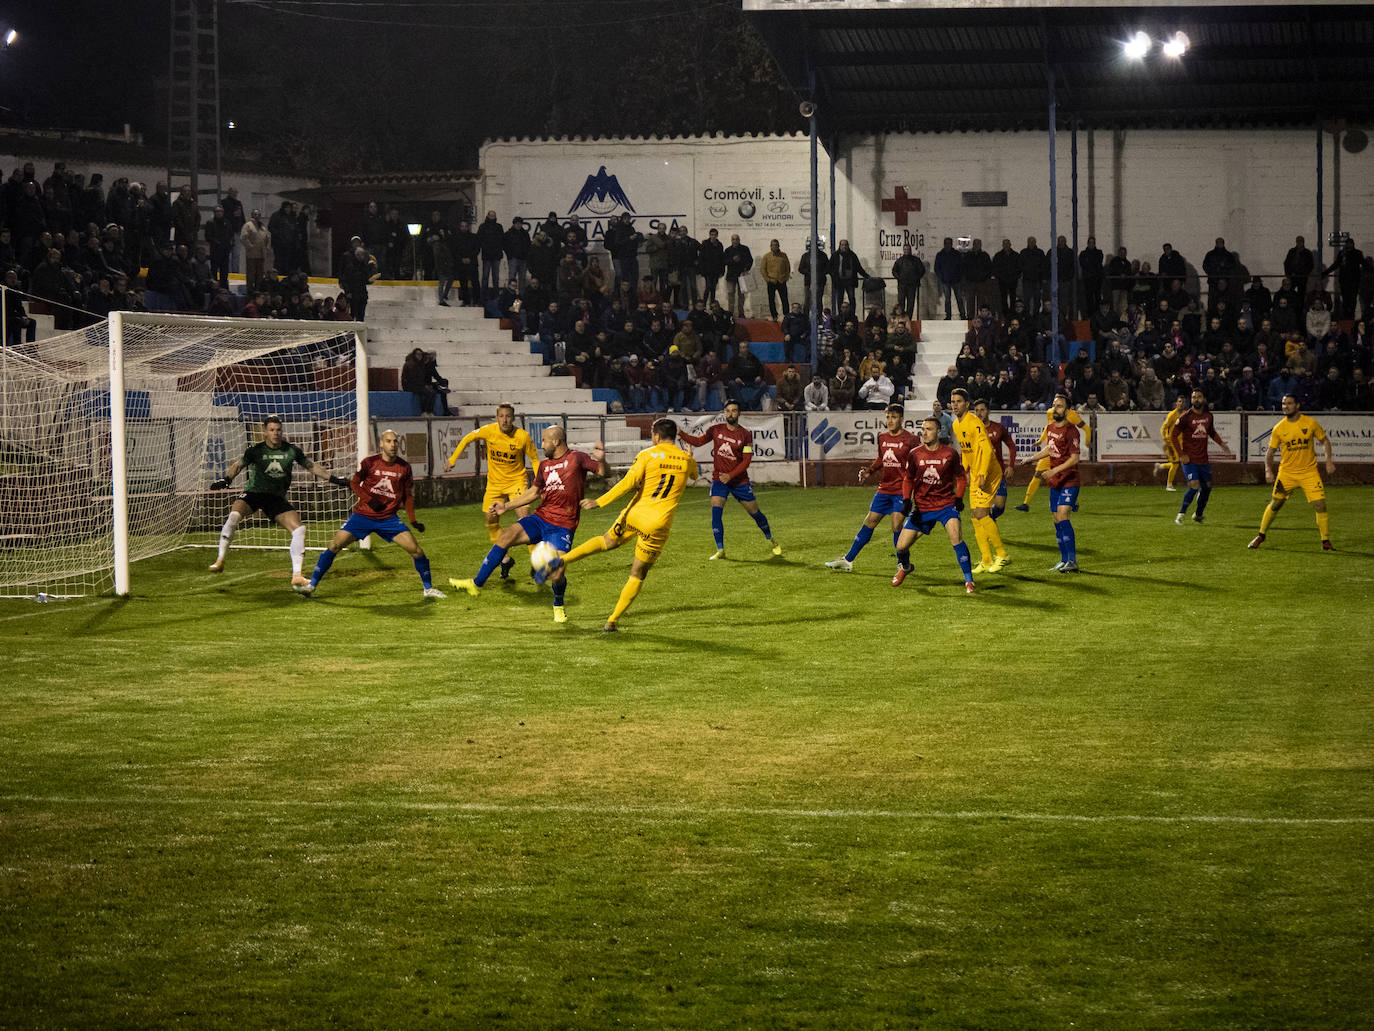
[362,287,609,417]
[359,285,650,464]
[906,320,967,410]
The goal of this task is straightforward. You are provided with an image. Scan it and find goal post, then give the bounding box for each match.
[1,311,371,598]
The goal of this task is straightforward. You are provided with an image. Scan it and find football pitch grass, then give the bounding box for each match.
[2,483,1372,1029]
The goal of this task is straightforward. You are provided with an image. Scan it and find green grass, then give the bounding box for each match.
[2,484,1373,1029]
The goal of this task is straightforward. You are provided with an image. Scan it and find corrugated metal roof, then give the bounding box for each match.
[750,3,1374,133]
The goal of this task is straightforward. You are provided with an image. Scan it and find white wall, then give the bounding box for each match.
[479,129,1373,297]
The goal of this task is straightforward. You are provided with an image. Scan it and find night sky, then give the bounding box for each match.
[0,1,798,174]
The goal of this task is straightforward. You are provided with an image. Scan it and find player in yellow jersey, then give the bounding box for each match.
[544,418,699,632]
[446,403,540,576]
[1015,397,1090,511]
[949,388,1009,572]
[1248,393,1336,551]
[1154,395,1187,492]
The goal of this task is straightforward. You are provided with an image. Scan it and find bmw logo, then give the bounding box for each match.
[738,200,756,219]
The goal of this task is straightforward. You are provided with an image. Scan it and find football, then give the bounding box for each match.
[529,541,559,571]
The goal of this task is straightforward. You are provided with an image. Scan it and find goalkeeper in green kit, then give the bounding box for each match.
[207,415,353,587]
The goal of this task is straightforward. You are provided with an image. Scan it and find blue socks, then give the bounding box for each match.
[474,544,507,587]
[413,554,433,590]
[552,576,566,606]
[751,509,772,539]
[309,548,336,586]
[846,523,875,563]
[1055,520,1077,564]
[954,541,973,581]
[711,507,725,550]
[1180,487,1197,514]
[1196,484,1211,517]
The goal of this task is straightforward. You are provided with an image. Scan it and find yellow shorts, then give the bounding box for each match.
[1273,470,1325,503]
[971,469,1004,510]
[1034,456,1052,473]
[612,504,672,565]
[482,481,527,518]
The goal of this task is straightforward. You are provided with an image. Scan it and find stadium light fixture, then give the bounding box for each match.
[1162,31,1189,59]
[407,223,423,282]
[3,28,17,47]
[1123,31,1151,60]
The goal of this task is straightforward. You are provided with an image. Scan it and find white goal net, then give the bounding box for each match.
[0,312,369,598]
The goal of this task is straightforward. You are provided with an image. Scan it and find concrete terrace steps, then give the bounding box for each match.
[906,320,967,407]
[358,283,612,417]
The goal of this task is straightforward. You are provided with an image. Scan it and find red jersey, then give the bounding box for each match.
[1172,409,1222,464]
[903,444,967,512]
[985,419,1016,470]
[867,429,918,496]
[534,448,601,530]
[1043,419,1081,487]
[352,453,414,519]
[681,421,753,484]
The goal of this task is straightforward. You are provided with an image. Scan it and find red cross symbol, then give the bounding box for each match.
[881,185,921,226]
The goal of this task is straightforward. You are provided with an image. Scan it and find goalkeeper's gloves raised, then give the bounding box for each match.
[328,475,351,487]
[411,521,425,533]
[210,478,231,490]
[900,497,913,517]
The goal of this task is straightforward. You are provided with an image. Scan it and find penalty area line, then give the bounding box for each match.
[1,795,1371,826]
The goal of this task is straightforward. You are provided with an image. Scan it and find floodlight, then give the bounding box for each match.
[407,223,422,237]
[4,28,17,47]
[1123,32,1150,60]
[1162,32,1189,59]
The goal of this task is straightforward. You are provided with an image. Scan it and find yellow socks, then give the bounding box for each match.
[562,535,609,566]
[1165,463,1180,489]
[607,575,644,625]
[981,515,1007,558]
[1023,477,1042,506]
[1316,511,1330,541]
[486,521,501,544]
[1259,504,1277,534]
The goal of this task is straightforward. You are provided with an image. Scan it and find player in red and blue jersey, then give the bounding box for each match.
[296,429,444,598]
[890,416,976,593]
[449,425,607,623]
[974,399,1016,520]
[1019,392,1082,573]
[825,404,918,572]
[1170,389,1229,525]
[678,401,781,560]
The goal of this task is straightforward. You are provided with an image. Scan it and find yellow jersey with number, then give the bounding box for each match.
[596,442,698,534]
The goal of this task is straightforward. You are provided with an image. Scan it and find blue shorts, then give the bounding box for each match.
[1049,486,1080,512]
[994,479,1008,503]
[903,505,960,537]
[1181,462,1212,485]
[341,512,410,542]
[869,491,906,516]
[710,480,757,504]
[517,513,573,553]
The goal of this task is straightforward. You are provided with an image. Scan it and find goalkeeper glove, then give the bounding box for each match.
[900,497,913,517]
[411,521,425,533]
[210,478,231,490]
[368,497,387,513]
[328,475,351,487]
[954,496,965,512]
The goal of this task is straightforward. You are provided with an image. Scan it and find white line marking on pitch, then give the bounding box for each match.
[1,796,1370,826]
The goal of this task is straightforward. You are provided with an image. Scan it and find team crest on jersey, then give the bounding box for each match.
[718,442,737,461]
[921,465,941,484]
[372,473,398,498]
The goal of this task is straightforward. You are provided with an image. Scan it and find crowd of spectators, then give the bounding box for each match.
[5,159,1372,413]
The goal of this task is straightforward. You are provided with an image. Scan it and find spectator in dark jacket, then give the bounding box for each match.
[475,210,505,301]
[503,217,531,290]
